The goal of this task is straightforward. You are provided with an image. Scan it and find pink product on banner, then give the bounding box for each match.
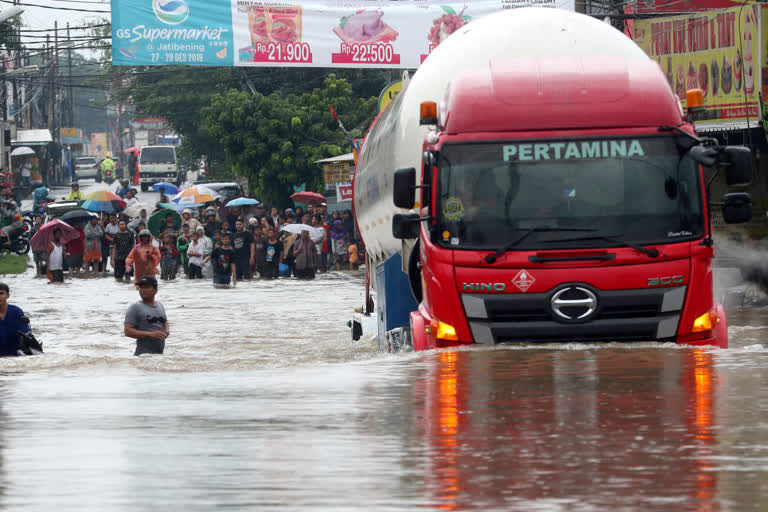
[333,10,398,45]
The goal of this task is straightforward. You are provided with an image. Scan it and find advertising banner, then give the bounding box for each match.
[633,4,762,127]
[112,0,575,68]
[336,182,353,202]
[90,133,108,156]
[636,0,745,15]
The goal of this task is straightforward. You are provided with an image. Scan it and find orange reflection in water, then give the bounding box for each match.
[689,348,718,511]
[434,351,460,510]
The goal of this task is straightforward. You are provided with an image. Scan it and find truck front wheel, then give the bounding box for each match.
[408,240,423,303]
[140,183,148,192]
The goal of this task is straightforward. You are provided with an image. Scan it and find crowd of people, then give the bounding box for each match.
[32,193,362,287]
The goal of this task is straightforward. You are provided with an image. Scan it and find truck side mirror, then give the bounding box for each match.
[689,145,717,167]
[393,167,416,209]
[392,213,420,239]
[722,146,753,186]
[722,192,752,224]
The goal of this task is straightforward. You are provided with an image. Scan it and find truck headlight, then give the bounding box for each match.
[692,308,720,333]
[428,318,458,341]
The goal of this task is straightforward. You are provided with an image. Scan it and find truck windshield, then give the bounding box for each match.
[140,147,176,164]
[436,136,704,250]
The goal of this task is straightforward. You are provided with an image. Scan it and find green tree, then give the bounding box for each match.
[203,74,375,206]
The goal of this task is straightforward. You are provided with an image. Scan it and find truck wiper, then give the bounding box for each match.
[484,227,597,264]
[541,234,660,258]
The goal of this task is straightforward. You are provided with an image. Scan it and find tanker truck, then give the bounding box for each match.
[352,8,753,351]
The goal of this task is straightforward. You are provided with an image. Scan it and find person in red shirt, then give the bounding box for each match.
[66,225,85,276]
[126,229,162,285]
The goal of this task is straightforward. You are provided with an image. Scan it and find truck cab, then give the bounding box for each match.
[138,145,180,191]
[391,57,753,350]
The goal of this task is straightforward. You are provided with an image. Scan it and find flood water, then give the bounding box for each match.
[2,184,767,510]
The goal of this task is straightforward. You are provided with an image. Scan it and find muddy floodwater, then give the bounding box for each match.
[2,199,768,509]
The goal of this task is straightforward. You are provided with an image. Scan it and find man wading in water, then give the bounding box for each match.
[124,276,169,356]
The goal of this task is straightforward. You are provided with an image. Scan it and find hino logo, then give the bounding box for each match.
[463,282,506,292]
[550,286,598,321]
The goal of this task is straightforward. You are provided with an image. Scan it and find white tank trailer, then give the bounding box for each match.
[353,7,654,272]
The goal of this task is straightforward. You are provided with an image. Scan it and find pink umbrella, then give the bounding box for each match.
[29,219,80,252]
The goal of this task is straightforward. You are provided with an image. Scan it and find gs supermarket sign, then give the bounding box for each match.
[112,0,235,65]
[112,1,575,68]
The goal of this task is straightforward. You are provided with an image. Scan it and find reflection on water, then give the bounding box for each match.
[0,344,766,510]
[0,265,766,509]
[399,346,767,511]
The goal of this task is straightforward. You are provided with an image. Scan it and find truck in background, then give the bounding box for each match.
[352,8,754,351]
[138,145,180,191]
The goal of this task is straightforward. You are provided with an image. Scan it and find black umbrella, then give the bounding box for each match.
[59,208,98,225]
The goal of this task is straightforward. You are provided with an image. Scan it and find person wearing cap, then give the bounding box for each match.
[203,208,221,239]
[66,182,84,201]
[318,203,331,223]
[125,229,162,285]
[181,209,200,232]
[124,276,169,356]
[116,179,130,199]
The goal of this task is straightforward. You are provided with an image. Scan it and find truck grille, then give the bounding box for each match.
[462,285,686,344]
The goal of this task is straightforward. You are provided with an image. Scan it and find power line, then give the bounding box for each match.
[0,0,109,13]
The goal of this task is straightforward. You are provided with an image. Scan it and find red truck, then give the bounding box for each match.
[353,8,753,351]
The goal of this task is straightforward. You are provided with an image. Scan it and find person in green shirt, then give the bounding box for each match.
[176,223,191,276]
[66,182,84,201]
[100,154,116,182]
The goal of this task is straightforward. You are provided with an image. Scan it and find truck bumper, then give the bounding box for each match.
[140,173,177,183]
[411,299,729,350]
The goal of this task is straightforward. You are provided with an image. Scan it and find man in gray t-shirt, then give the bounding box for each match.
[124,276,169,356]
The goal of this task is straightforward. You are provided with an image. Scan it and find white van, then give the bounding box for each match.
[138,145,179,191]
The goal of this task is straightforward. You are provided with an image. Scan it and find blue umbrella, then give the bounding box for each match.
[226,197,260,207]
[152,182,180,194]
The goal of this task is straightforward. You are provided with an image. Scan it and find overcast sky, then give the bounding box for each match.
[15,0,109,56]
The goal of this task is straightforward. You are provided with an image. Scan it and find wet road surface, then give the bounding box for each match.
[3,181,767,510]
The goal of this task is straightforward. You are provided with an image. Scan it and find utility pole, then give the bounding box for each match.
[47,31,54,183]
[67,23,73,127]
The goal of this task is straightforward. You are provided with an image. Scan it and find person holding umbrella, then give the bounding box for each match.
[83,216,104,276]
[125,230,162,285]
[46,228,66,282]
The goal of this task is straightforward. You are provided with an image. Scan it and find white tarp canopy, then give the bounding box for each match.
[11,129,53,146]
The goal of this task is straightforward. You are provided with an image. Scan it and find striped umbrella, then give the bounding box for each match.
[80,190,126,213]
[172,186,221,205]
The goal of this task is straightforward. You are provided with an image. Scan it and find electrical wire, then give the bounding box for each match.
[0,0,109,13]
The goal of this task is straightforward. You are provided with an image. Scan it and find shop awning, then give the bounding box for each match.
[11,129,53,146]
[314,153,354,164]
[696,121,761,133]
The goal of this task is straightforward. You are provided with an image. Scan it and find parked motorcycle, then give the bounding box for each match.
[17,316,43,356]
[0,218,30,255]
